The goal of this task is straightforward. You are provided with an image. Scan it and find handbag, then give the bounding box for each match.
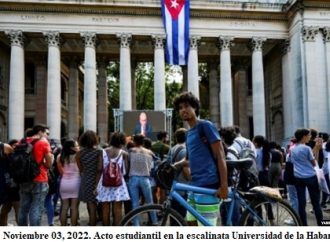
[102,150,122,187]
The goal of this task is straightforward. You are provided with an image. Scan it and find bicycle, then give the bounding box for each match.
[120,158,302,226]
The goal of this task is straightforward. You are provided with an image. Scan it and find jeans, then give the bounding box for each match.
[295,175,323,226]
[128,176,157,226]
[44,193,54,225]
[18,182,48,226]
[321,173,330,206]
[287,184,298,213]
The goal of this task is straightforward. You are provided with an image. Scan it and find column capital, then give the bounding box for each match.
[218,36,234,50]
[323,27,330,42]
[190,36,201,50]
[116,33,132,48]
[151,34,166,49]
[280,39,291,56]
[302,26,319,42]
[5,30,25,47]
[249,37,266,52]
[43,31,62,47]
[81,32,97,48]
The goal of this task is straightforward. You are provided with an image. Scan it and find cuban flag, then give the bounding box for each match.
[161,0,190,65]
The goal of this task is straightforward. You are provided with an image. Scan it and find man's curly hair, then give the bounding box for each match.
[173,91,200,117]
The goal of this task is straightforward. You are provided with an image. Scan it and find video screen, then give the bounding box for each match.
[123,111,166,141]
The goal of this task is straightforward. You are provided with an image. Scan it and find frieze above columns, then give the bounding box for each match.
[218,36,234,51]
[117,33,132,48]
[323,27,330,42]
[151,34,165,49]
[189,36,201,50]
[302,26,319,42]
[81,32,97,48]
[5,30,25,47]
[43,31,61,47]
[249,37,266,52]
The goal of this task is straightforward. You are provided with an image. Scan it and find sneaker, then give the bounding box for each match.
[284,219,295,226]
[324,207,330,212]
[309,208,314,213]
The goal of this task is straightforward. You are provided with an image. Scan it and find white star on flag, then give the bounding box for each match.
[170,0,179,9]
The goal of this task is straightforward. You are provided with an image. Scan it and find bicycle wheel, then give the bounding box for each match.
[239,199,302,226]
[120,204,187,226]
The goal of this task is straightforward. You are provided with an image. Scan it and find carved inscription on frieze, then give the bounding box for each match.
[20,15,46,21]
[92,17,119,23]
[230,21,256,27]
[320,12,330,16]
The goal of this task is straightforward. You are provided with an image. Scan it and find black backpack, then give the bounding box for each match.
[7,138,40,184]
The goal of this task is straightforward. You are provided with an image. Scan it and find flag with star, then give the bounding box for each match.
[161,0,190,65]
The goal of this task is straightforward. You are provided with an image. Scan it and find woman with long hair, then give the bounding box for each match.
[76,130,103,226]
[56,139,80,226]
[96,132,130,226]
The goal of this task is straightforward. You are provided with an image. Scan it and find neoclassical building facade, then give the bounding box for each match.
[0,0,330,144]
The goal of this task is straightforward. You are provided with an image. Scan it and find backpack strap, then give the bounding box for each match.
[171,145,185,164]
[197,120,215,160]
[233,139,244,150]
[106,149,122,164]
[114,150,122,163]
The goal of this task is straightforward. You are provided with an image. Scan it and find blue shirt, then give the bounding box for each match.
[186,120,221,187]
[289,144,316,178]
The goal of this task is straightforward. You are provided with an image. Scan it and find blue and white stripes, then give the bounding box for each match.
[161,0,190,65]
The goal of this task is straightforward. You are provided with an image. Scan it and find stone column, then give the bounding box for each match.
[324,27,330,127]
[281,39,293,138]
[250,37,267,136]
[67,57,80,140]
[219,36,234,127]
[44,31,61,140]
[303,26,328,130]
[5,30,25,140]
[188,36,200,98]
[152,34,166,111]
[81,32,97,132]
[208,62,220,128]
[117,33,132,111]
[97,58,109,144]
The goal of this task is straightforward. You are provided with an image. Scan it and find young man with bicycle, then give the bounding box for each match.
[173,92,228,200]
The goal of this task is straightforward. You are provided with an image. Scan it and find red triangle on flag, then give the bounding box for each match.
[164,0,185,20]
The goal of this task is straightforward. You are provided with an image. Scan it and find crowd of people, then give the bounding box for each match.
[0,92,329,226]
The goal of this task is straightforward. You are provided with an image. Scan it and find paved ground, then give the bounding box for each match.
[4,199,330,226]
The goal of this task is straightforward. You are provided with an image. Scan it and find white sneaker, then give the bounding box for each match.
[284,219,295,226]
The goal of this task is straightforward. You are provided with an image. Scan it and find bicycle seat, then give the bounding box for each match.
[226,158,253,171]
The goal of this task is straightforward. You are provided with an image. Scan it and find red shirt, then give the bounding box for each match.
[26,137,52,182]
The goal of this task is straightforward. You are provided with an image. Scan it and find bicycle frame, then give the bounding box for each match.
[168,181,267,226]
